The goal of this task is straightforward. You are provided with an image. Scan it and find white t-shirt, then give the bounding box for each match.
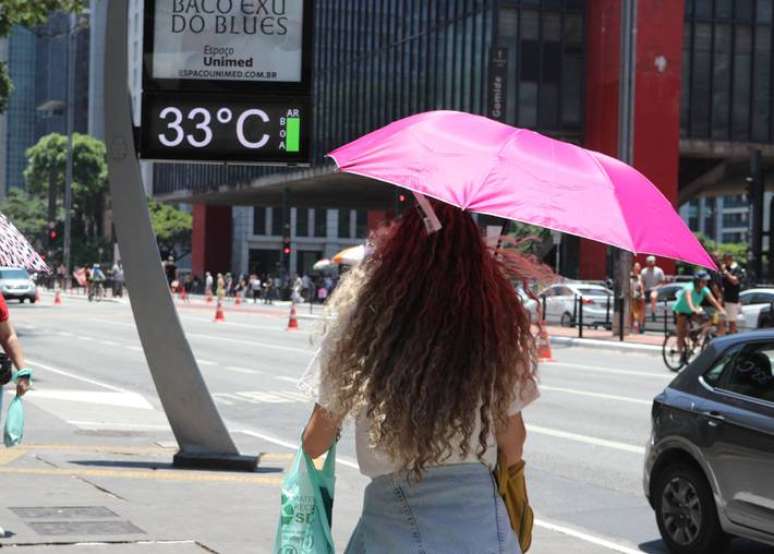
[640,266,665,290]
[313,349,539,478]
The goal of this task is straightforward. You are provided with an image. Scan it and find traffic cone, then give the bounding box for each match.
[536,323,553,362]
[214,300,225,322]
[54,289,62,305]
[178,287,187,302]
[287,303,299,331]
[206,291,213,303]
[234,295,241,307]
[35,287,40,303]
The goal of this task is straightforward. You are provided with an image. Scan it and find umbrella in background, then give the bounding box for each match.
[333,245,367,266]
[328,110,715,269]
[313,258,335,272]
[0,212,49,273]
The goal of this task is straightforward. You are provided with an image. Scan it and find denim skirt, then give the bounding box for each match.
[344,463,520,554]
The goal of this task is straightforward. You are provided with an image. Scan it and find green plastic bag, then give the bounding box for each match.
[3,395,24,447]
[274,442,336,554]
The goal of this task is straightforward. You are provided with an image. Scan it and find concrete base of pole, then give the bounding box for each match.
[173,452,259,472]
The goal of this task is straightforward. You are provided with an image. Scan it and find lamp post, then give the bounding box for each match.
[63,12,81,288]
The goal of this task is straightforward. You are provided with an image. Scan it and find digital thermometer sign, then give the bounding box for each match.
[140,94,310,163]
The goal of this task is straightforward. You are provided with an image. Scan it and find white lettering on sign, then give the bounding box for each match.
[236,109,270,149]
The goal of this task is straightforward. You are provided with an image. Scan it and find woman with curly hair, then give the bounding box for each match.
[302,199,539,553]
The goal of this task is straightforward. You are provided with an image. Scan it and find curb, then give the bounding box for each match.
[550,335,661,355]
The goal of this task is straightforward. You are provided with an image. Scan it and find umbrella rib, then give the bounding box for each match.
[583,149,637,252]
[469,128,527,211]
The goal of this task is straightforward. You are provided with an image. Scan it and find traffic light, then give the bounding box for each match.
[47,222,57,246]
[282,237,291,256]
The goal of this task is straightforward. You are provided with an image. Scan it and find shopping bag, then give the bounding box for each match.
[3,395,24,447]
[274,442,336,554]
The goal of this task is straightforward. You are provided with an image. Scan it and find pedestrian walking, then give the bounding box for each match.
[0,291,31,538]
[630,262,645,333]
[249,274,261,303]
[299,201,537,552]
[111,261,124,298]
[263,276,274,305]
[205,272,214,296]
[640,255,665,322]
[216,273,225,302]
[720,253,745,335]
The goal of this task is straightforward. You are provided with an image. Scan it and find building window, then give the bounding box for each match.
[296,207,309,237]
[271,207,284,236]
[253,207,267,235]
[314,208,327,237]
[355,210,368,238]
[722,212,749,227]
[338,208,351,238]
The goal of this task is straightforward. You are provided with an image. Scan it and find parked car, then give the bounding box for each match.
[0,267,37,303]
[739,288,774,330]
[515,287,539,323]
[644,331,774,553]
[537,283,613,327]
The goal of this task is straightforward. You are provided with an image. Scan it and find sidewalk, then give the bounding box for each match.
[1,394,634,553]
[546,324,663,354]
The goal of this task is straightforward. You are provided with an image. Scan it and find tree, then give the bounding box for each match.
[0,188,48,249]
[148,200,193,260]
[0,0,87,113]
[24,133,108,240]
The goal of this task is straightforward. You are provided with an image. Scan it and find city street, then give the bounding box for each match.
[0,294,770,553]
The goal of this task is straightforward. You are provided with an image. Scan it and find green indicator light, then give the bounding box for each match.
[286,117,300,152]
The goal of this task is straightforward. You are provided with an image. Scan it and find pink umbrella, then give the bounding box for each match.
[328,110,715,269]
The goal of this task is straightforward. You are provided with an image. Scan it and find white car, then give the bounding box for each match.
[0,267,37,303]
[739,288,774,330]
[538,283,613,327]
[516,287,539,323]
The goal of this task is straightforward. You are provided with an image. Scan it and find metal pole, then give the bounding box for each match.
[578,295,583,338]
[104,0,255,470]
[541,294,547,323]
[63,13,76,289]
[749,149,764,282]
[612,0,637,337]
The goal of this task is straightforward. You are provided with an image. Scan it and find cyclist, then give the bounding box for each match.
[88,263,106,301]
[673,271,725,363]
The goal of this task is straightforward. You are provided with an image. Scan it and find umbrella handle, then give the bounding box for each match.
[413,192,443,234]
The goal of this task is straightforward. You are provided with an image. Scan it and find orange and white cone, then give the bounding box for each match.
[54,289,62,305]
[235,295,241,307]
[287,303,299,331]
[536,322,553,362]
[214,300,225,322]
[179,287,187,302]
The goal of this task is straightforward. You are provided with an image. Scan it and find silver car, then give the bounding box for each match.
[644,331,774,553]
[0,267,37,303]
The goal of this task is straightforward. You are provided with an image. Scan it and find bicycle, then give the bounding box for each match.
[88,281,105,302]
[662,312,718,372]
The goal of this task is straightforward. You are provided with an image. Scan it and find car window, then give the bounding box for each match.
[748,293,774,305]
[0,269,29,280]
[714,343,774,404]
[558,287,574,296]
[739,292,753,306]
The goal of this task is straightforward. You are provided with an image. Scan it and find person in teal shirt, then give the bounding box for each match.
[673,271,725,362]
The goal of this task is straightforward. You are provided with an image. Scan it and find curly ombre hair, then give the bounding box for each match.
[319,200,539,478]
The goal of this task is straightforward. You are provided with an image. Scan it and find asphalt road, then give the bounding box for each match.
[7,294,773,554]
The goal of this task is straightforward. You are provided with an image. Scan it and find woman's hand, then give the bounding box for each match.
[16,376,30,397]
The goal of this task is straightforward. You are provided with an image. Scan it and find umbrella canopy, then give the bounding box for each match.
[333,245,366,266]
[312,258,335,271]
[0,212,48,273]
[328,111,715,269]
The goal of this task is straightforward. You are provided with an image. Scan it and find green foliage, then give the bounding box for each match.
[23,133,108,239]
[0,62,12,114]
[148,200,193,259]
[676,232,748,275]
[0,0,86,36]
[0,188,47,248]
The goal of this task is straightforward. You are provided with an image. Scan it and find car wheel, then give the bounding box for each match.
[29,297,36,304]
[654,463,728,554]
[560,312,574,327]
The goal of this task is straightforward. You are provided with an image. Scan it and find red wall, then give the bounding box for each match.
[581,0,683,279]
[191,204,232,276]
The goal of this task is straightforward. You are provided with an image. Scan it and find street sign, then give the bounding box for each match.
[141,0,313,164]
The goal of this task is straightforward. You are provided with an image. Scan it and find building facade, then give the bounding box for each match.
[147,0,774,280]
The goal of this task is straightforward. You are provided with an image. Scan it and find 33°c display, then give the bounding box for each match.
[139,94,310,163]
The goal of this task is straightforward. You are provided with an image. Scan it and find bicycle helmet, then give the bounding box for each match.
[693,270,710,281]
